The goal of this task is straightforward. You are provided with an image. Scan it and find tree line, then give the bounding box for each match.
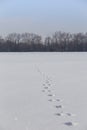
[0,31,87,52]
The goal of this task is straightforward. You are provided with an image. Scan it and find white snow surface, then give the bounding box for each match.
[0,52,87,130]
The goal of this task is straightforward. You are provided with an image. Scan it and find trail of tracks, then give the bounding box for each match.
[36,66,79,127]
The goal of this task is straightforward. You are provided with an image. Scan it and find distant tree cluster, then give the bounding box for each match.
[0,31,87,52]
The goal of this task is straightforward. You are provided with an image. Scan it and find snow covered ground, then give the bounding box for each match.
[0,52,87,130]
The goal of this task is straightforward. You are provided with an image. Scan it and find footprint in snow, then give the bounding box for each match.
[55,112,64,116]
[42,90,45,92]
[63,122,78,126]
[48,99,53,102]
[48,83,51,86]
[48,99,57,102]
[55,105,63,109]
[48,99,60,102]
[56,99,61,102]
[44,86,49,89]
[66,113,76,117]
[48,94,55,97]
[48,90,51,92]
[64,122,73,126]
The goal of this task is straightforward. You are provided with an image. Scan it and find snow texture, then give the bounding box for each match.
[0,52,87,130]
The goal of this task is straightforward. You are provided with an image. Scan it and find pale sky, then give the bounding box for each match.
[0,0,87,37]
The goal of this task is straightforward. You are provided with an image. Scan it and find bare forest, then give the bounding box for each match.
[0,31,87,52]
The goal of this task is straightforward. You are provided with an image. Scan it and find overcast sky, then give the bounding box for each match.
[0,0,87,36]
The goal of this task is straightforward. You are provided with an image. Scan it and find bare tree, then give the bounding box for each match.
[6,33,21,43]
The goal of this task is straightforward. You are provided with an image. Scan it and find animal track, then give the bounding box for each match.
[55,105,62,109]
[44,87,49,89]
[64,122,73,126]
[36,66,79,128]
[55,112,64,117]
